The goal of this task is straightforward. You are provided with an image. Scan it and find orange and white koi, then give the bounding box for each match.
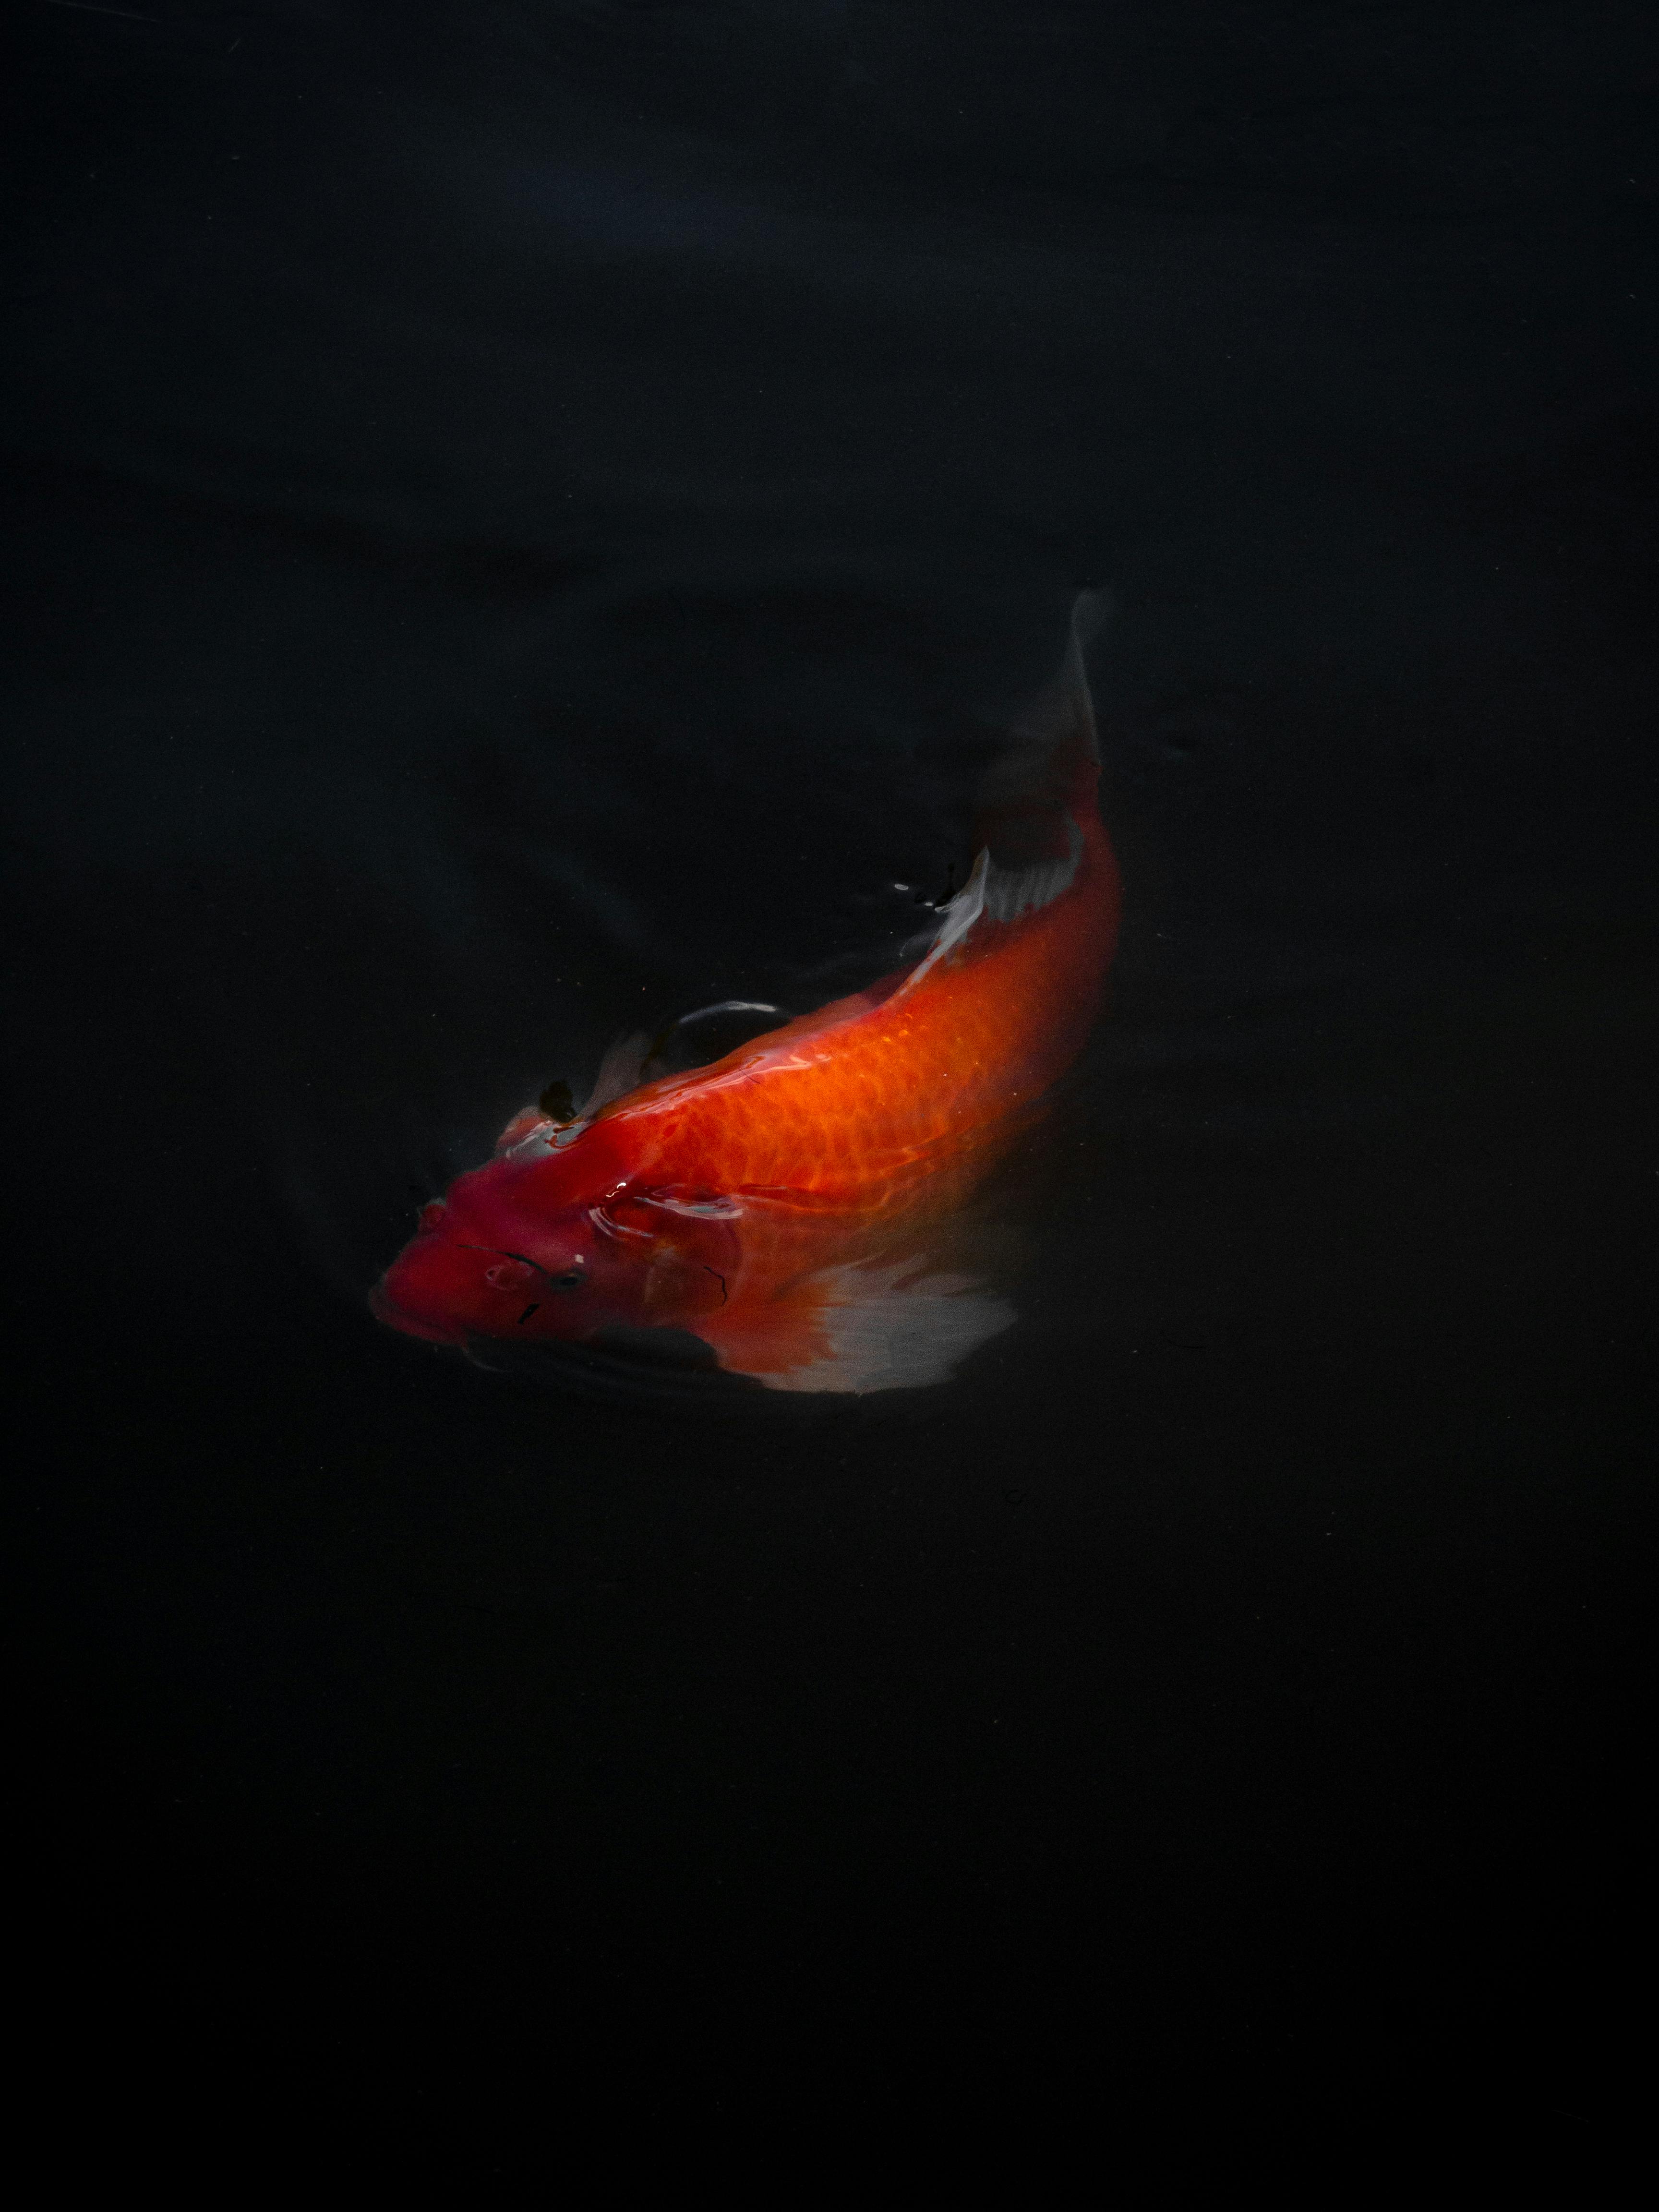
[371,595,1119,1392]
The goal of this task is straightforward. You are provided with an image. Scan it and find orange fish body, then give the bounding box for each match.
[373,596,1119,1392]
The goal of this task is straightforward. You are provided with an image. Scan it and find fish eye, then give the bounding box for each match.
[552,1270,583,1291]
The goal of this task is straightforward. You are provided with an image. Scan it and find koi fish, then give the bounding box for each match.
[371,594,1120,1392]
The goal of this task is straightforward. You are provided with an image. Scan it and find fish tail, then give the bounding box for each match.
[977,589,1109,854]
[894,590,1118,989]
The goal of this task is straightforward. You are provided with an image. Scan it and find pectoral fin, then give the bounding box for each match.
[584,1031,653,1113]
[694,1260,1013,1395]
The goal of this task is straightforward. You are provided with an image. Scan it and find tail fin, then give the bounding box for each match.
[898,592,1112,983]
[976,590,1108,861]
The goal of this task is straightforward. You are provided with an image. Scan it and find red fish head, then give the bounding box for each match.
[370,1158,735,1350]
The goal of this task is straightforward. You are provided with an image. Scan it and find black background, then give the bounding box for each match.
[8,0,1652,2146]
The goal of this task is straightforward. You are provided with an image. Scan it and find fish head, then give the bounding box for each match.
[370,1156,735,1349]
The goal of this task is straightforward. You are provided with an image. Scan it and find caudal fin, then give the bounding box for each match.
[939,587,1112,935]
[983,588,1109,829]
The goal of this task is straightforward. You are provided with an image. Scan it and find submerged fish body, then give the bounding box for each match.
[372,596,1121,1392]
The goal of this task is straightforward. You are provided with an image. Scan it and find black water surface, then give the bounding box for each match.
[8,0,1652,2144]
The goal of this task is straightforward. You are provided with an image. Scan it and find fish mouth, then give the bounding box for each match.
[368,1278,465,1345]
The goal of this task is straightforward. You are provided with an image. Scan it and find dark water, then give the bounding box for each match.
[9,1,1651,2137]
